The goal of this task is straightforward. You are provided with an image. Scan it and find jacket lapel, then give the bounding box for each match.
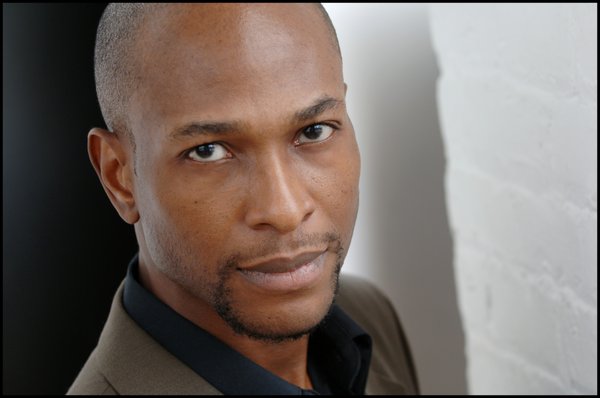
[92,281,222,395]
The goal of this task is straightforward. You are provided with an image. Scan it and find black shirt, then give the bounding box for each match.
[122,255,372,395]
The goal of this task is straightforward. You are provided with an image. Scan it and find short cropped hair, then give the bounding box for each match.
[94,3,340,139]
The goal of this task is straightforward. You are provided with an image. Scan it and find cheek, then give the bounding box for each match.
[310,138,361,234]
[135,161,244,268]
[333,161,360,234]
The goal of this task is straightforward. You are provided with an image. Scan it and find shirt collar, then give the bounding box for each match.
[123,254,371,395]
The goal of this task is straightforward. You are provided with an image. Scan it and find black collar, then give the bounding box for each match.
[123,254,371,395]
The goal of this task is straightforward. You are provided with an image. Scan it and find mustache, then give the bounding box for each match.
[219,232,343,271]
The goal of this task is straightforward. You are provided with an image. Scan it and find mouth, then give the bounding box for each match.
[237,250,328,292]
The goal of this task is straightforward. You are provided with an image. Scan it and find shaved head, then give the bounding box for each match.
[94,3,340,141]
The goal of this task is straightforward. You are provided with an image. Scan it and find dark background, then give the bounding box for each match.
[3,4,139,394]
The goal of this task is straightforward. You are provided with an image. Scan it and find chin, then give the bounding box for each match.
[215,269,339,343]
[229,298,335,343]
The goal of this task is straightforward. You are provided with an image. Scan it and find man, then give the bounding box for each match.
[69,3,419,395]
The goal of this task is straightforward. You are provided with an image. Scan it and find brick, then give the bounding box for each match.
[430,4,597,98]
[467,333,567,394]
[447,168,597,306]
[488,264,561,374]
[556,298,598,392]
[455,244,563,374]
[438,69,597,210]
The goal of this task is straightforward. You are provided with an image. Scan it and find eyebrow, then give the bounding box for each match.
[169,120,243,141]
[293,96,344,124]
[169,96,344,140]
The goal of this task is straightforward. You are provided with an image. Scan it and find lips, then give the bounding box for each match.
[237,249,327,292]
[238,250,325,273]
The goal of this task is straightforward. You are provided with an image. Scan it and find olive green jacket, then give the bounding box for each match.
[67,273,419,395]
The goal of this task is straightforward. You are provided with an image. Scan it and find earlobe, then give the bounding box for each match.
[88,128,140,224]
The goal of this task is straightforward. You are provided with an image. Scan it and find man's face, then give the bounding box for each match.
[128,4,360,341]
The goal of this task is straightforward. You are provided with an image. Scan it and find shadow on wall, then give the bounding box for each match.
[324,4,467,394]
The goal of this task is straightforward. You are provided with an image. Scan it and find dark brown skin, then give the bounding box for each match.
[88,4,360,389]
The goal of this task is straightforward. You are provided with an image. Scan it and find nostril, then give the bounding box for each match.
[302,208,315,222]
[244,193,316,233]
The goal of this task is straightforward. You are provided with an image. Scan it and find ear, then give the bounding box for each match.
[87,127,140,224]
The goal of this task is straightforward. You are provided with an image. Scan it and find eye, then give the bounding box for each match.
[187,143,231,162]
[295,124,336,145]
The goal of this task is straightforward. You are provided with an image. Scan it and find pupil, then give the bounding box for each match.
[196,144,214,158]
[305,125,322,140]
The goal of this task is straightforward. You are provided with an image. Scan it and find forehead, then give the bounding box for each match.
[129,4,343,135]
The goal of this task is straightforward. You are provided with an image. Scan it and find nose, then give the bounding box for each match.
[244,153,315,234]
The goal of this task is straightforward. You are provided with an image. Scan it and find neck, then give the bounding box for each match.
[230,334,314,390]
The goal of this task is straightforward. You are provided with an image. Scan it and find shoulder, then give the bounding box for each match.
[336,273,402,339]
[67,280,221,395]
[337,273,391,314]
[336,273,420,395]
[67,353,117,395]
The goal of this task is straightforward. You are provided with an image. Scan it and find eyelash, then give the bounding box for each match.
[294,122,339,146]
[183,122,340,162]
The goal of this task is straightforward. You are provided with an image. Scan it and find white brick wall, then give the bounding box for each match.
[430,4,597,394]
